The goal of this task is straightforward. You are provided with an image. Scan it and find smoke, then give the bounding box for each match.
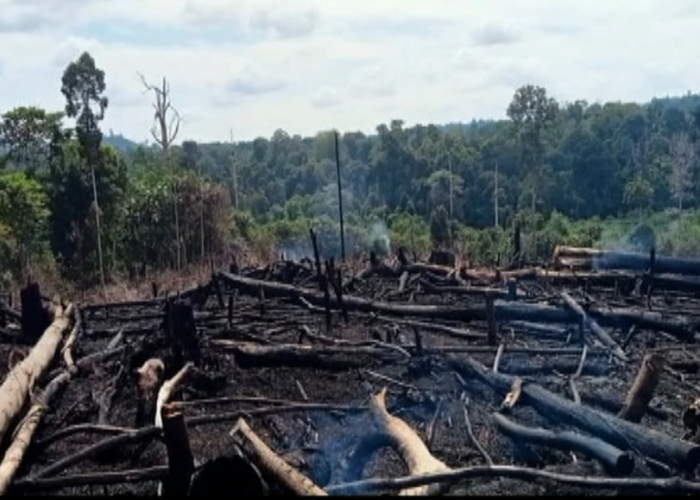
[368,220,390,256]
[279,241,314,262]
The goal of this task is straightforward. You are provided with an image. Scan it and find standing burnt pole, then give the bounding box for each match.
[335,130,346,261]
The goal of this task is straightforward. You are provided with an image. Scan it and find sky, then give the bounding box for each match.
[1,0,700,143]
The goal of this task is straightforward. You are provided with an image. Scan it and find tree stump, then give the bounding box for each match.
[166,301,201,368]
[21,283,50,341]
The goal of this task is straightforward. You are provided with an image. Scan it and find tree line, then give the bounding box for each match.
[1,50,700,289]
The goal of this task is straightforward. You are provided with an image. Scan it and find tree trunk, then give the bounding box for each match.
[0,303,73,446]
[492,412,634,476]
[91,164,106,292]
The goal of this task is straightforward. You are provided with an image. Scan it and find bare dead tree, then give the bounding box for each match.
[138,73,183,269]
[669,132,696,210]
[138,73,181,151]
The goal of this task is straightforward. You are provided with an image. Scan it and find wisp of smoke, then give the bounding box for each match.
[368,220,391,255]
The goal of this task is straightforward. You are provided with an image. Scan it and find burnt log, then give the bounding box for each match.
[554,246,700,277]
[492,413,634,476]
[217,273,697,339]
[210,341,403,370]
[449,354,700,471]
[0,303,73,447]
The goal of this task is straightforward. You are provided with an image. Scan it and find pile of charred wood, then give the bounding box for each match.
[1,242,700,496]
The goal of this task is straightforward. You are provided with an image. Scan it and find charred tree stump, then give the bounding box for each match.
[492,413,634,476]
[213,276,225,311]
[486,296,498,346]
[227,295,234,328]
[310,229,332,332]
[619,354,666,423]
[21,283,50,341]
[161,404,195,496]
[166,301,201,367]
[326,259,348,323]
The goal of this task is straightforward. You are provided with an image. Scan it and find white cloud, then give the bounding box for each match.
[220,65,288,103]
[0,0,698,142]
[471,24,520,46]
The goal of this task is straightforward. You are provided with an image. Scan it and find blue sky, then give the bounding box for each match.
[1,0,699,143]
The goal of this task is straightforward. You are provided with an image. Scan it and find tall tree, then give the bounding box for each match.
[507,85,559,211]
[140,73,184,269]
[0,107,64,172]
[61,51,108,289]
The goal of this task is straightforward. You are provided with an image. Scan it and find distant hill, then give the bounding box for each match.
[103,131,141,153]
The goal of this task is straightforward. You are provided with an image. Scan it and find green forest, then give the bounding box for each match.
[2,51,700,290]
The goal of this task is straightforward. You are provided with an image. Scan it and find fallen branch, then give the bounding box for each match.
[492,412,634,476]
[569,345,588,404]
[369,388,451,495]
[461,395,493,466]
[231,418,327,496]
[561,292,627,362]
[325,464,700,495]
[12,466,169,492]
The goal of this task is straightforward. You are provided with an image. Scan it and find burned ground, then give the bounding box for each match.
[1,251,700,496]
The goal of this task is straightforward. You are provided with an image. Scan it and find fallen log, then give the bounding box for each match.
[210,340,403,370]
[369,388,451,495]
[449,354,700,471]
[218,272,696,338]
[0,302,73,446]
[561,292,627,362]
[325,464,700,495]
[619,353,666,423]
[492,413,634,475]
[0,371,71,495]
[554,246,700,277]
[230,418,327,496]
